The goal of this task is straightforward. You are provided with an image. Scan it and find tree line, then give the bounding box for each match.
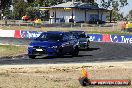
[0,0,129,21]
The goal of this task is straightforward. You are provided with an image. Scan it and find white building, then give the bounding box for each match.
[39,2,112,24]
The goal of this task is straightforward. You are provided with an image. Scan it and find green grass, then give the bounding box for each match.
[0,45,27,57]
[0,72,10,77]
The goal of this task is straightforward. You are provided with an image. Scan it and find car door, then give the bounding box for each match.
[68,34,78,51]
[62,34,71,53]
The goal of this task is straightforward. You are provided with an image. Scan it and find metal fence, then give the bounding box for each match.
[0,20,121,31]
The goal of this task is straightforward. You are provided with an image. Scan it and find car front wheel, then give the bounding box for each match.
[57,47,64,57]
[72,47,79,56]
[28,55,36,59]
[86,45,89,50]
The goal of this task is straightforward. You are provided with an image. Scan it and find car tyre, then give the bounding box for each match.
[57,47,64,57]
[72,47,79,56]
[28,55,36,59]
[86,46,89,50]
[86,42,90,50]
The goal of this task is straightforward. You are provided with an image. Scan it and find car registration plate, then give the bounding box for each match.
[36,49,43,51]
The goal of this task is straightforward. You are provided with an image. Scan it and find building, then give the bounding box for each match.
[39,1,112,24]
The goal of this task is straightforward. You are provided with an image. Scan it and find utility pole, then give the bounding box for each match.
[11,0,14,19]
[72,0,75,4]
[0,0,2,20]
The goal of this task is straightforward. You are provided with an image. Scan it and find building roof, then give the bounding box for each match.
[39,2,109,11]
[51,2,79,8]
[51,2,101,10]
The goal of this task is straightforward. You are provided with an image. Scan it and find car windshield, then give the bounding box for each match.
[79,38,87,42]
[70,31,86,38]
[37,33,63,41]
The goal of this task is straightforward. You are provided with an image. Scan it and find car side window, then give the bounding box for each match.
[69,34,76,40]
[38,33,47,40]
[41,34,46,39]
[63,35,69,42]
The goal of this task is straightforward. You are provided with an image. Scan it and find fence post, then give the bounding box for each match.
[113,23,114,30]
[81,23,83,29]
[27,23,28,28]
[71,23,72,29]
[19,20,20,26]
[9,25,11,29]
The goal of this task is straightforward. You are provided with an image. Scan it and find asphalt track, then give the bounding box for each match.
[0,38,132,65]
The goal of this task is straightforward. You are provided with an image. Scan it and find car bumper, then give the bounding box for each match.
[78,44,89,49]
[28,47,58,56]
[79,46,88,49]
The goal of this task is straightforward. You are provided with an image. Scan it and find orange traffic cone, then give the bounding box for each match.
[79,66,91,86]
[81,66,89,77]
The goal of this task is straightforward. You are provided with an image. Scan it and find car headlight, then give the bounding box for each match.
[83,42,87,43]
[79,41,87,43]
[61,44,65,47]
[28,45,33,48]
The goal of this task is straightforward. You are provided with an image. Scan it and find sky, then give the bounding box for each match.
[120,0,132,16]
[96,0,132,16]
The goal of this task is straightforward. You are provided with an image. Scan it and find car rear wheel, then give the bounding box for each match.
[86,42,90,50]
[28,55,36,59]
[86,46,89,50]
[72,47,79,56]
[57,47,64,57]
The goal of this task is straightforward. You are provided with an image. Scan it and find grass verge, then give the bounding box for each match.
[1,25,132,35]
[0,45,27,57]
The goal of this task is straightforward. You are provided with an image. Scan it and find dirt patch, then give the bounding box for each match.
[0,62,132,88]
[0,43,131,87]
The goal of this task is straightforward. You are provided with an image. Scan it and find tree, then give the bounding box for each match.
[26,6,37,19]
[112,11,124,21]
[0,0,12,10]
[1,0,128,20]
[13,0,28,19]
[126,10,132,21]
[0,0,12,18]
[99,0,128,21]
[27,0,64,7]
[100,0,128,11]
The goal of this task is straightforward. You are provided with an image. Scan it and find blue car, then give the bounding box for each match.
[28,31,79,59]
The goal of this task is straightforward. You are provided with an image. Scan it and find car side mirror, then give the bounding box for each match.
[87,36,90,38]
[34,38,38,40]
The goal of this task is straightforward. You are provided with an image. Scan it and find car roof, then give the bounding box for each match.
[69,31,85,34]
[69,31,85,35]
[41,31,68,35]
[47,31,62,32]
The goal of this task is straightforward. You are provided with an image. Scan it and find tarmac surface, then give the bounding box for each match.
[0,38,132,65]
